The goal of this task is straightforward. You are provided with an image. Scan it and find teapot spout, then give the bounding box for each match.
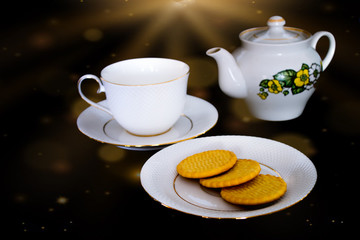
[206,47,247,98]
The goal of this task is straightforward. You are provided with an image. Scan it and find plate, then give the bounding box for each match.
[76,95,218,150]
[140,135,317,218]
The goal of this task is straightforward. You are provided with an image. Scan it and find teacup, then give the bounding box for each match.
[78,58,189,136]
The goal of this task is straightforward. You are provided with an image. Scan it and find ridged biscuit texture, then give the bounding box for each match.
[199,159,261,188]
[176,150,237,178]
[220,174,287,205]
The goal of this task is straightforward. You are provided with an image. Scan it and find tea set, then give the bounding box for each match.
[77,16,335,150]
[76,16,325,218]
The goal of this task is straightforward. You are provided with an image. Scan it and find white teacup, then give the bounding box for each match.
[78,58,189,136]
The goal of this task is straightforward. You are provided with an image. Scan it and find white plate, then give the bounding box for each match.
[140,135,317,219]
[76,95,218,150]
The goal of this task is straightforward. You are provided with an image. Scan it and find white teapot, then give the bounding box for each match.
[207,16,335,121]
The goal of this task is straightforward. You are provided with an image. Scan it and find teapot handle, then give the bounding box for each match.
[310,31,336,71]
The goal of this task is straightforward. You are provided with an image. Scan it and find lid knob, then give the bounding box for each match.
[267,16,286,38]
[267,16,286,27]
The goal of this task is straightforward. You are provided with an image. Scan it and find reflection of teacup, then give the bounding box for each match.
[78,58,189,136]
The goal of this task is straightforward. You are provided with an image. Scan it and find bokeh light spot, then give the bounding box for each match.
[98,145,127,163]
[56,196,69,205]
[83,28,104,42]
[29,33,54,49]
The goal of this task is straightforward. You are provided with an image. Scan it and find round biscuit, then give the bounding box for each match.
[220,174,287,205]
[176,150,237,178]
[199,159,261,188]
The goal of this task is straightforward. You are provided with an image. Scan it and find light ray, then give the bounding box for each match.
[162,20,189,58]
[114,0,259,57]
[182,8,232,47]
[119,6,180,57]
[193,0,261,25]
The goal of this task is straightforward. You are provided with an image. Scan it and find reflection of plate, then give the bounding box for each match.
[140,135,317,219]
[76,95,218,151]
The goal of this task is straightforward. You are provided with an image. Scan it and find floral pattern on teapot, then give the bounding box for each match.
[257,63,322,100]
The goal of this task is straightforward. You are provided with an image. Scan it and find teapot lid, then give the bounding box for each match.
[240,16,311,44]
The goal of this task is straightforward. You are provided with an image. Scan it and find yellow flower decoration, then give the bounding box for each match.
[257,63,321,100]
[267,80,282,94]
[257,92,268,100]
[294,69,310,87]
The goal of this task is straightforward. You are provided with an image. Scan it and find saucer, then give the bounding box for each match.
[77,95,218,150]
[141,135,317,218]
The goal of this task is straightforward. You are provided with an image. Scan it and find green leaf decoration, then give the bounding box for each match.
[257,63,319,100]
[259,79,270,88]
[278,81,285,87]
[301,63,309,70]
[273,70,297,87]
[291,86,305,95]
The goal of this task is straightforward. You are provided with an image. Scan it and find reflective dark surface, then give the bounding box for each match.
[2,0,357,237]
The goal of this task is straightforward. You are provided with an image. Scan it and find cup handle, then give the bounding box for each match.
[310,31,336,71]
[77,74,112,115]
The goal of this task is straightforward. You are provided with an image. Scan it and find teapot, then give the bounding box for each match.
[207,16,335,121]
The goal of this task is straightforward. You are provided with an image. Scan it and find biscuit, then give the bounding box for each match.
[220,174,287,205]
[176,150,237,178]
[199,159,261,188]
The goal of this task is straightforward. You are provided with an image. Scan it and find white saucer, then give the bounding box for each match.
[141,135,317,218]
[77,95,218,150]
